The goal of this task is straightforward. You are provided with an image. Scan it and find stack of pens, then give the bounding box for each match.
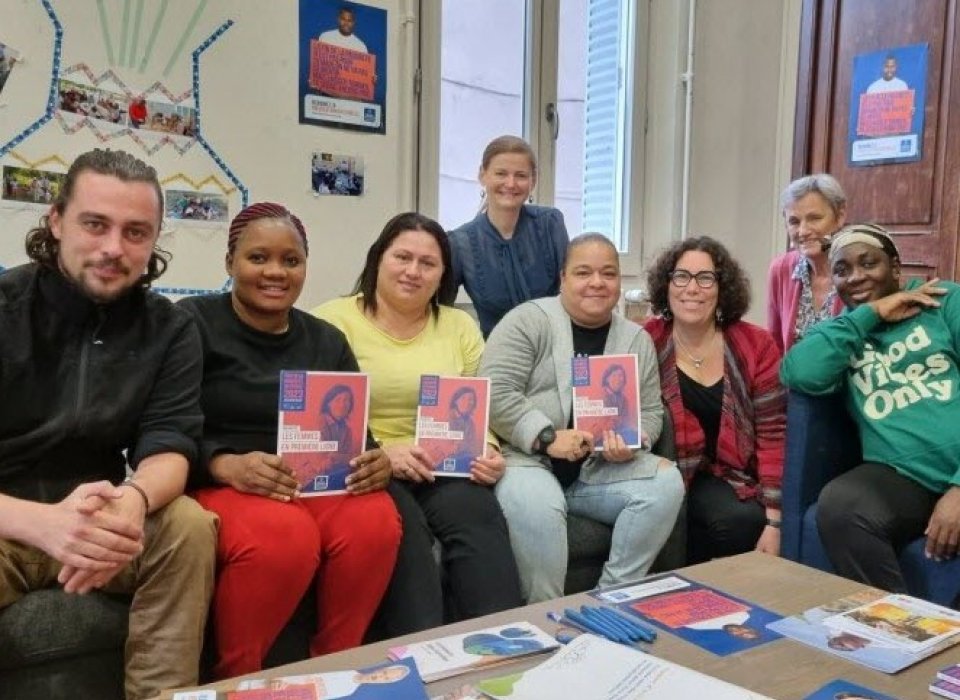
[548,605,657,647]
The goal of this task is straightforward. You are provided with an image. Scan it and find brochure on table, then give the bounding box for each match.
[388,621,559,682]
[767,588,960,673]
[591,573,783,655]
[801,679,900,700]
[477,633,774,700]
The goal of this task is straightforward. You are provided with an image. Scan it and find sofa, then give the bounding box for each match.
[0,413,682,700]
[781,389,960,608]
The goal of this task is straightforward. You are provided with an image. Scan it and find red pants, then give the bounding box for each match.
[194,488,401,679]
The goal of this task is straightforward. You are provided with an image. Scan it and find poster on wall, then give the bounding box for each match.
[298,0,387,134]
[848,43,928,167]
[311,152,364,196]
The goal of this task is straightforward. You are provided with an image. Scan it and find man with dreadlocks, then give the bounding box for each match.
[0,148,217,699]
[781,223,960,598]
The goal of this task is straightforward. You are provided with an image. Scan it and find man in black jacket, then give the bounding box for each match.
[0,149,217,699]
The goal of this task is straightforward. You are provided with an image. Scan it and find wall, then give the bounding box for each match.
[0,0,804,320]
[638,0,803,324]
[0,0,418,309]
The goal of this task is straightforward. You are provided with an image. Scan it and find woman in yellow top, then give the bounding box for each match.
[314,212,523,636]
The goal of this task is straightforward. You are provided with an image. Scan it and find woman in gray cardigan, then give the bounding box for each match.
[480,233,684,603]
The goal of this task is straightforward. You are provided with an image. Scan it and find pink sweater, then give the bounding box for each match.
[766,250,843,354]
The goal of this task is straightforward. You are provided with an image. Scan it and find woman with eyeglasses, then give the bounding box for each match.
[644,236,786,564]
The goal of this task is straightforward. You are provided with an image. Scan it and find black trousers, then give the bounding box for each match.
[687,472,766,565]
[366,478,523,641]
[817,462,940,593]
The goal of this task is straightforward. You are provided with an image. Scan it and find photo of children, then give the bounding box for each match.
[2,166,64,205]
[311,152,364,196]
[164,189,229,223]
[57,79,196,139]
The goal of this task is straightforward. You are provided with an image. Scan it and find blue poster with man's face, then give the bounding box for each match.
[298,0,388,134]
[848,43,928,167]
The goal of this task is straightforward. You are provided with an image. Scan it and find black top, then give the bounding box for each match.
[571,319,611,357]
[551,319,613,488]
[0,263,202,503]
[177,293,374,488]
[678,368,724,461]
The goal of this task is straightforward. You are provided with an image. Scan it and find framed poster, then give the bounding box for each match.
[298,0,387,134]
[848,43,928,167]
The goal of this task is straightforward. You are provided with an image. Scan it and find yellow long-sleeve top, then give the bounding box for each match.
[313,295,486,446]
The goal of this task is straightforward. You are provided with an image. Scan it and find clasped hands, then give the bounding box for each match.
[544,429,635,464]
[210,448,392,501]
[33,481,146,595]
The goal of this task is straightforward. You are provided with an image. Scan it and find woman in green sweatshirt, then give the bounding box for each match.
[780,223,960,594]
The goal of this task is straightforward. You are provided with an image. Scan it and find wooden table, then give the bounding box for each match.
[164,553,958,699]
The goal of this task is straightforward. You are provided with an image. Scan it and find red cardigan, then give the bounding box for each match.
[645,317,785,507]
[766,250,844,354]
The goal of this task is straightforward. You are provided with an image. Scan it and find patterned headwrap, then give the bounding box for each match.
[227,202,309,256]
[828,222,899,262]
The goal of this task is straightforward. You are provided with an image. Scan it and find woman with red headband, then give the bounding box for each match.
[178,202,401,678]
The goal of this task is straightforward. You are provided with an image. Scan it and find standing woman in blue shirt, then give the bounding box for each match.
[449,135,570,337]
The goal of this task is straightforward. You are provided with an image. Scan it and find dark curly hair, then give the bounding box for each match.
[646,236,751,327]
[24,149,169,288]
[350,212,457,320]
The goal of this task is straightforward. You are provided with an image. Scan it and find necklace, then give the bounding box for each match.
[673,328,716,370]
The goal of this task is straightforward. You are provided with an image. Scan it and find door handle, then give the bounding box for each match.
[545,102,560,140]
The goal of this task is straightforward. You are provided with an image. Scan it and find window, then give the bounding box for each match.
[420,0,641,255]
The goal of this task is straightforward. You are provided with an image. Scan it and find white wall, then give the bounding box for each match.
[0,0,803,321]
[638,0,802,324]
[0,0,418,310]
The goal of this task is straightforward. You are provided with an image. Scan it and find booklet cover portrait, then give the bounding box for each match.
[415,375,490,476]
[571,354,641,449]
[277,370,369,496]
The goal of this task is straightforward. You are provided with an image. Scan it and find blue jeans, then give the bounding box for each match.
[495,462,684,603]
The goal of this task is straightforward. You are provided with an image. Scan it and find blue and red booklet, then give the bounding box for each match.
[591,573,783,656]
[415,375,490,476]
[277,370,369,496]
[571,354,642,449]
[802,679,899,700]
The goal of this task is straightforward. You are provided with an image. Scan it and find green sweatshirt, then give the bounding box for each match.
[780,280,960,494]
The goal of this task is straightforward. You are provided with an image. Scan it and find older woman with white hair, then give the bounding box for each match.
[767,174,847,353]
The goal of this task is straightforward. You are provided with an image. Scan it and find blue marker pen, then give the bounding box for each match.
[585,605,644,642]
[565,607,627,644]
[592,606,656,643]
[601,607,659,641]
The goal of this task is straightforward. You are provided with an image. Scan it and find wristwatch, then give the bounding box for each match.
[536,426,557,455]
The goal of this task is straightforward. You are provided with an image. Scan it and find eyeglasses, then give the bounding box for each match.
[669,269,719,289]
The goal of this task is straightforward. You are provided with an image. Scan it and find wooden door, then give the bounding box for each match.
[793,0,960,281]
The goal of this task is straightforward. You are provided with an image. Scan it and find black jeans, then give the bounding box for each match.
[687,472,766,565]
[816,462,940,593]
[366,478,522,640]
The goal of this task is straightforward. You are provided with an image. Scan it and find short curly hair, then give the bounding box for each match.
[646,236,751,327]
